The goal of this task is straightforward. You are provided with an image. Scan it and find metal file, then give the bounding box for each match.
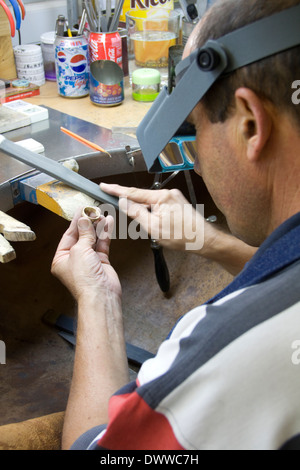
[0,135,119,209]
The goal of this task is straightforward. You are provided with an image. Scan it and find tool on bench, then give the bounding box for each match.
[149,172,180,294]
[0,0,26,38]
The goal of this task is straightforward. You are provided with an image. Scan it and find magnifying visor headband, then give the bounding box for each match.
[136,3,300,173]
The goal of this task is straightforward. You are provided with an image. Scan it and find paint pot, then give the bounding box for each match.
[89,60,124,107]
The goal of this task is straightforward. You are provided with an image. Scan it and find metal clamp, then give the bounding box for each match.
[125,145,142,167]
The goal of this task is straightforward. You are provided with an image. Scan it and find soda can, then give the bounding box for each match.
[88,31,123,69]
[90,60,124,107]
[54,34,89,98]
[88,31,123,106]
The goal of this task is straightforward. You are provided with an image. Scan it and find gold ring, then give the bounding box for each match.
[81,206,101,222]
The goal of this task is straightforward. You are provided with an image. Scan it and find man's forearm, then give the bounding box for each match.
[62,291,129,450]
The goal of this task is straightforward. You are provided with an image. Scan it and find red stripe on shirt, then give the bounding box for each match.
[96,389,184,450]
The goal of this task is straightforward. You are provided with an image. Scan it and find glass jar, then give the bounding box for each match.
[132,68,161,102]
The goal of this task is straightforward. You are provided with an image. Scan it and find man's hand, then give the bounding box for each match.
[51,209,121,302]
[100,182,206,252]
[51,209,129,450]
[100,183,257,275]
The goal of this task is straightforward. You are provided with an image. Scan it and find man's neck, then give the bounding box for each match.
[267,116,300,235]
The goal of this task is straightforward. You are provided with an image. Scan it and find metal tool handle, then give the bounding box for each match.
[151,240,170,293]
[0,0,16,37]
[8,0,21,30]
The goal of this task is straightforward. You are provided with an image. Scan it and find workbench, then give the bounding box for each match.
[28,79,150,130]
[0,79,151,213]
[0,78,153,263]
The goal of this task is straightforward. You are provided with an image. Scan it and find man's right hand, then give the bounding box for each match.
[100,183,257,275]
[100,182,209,253]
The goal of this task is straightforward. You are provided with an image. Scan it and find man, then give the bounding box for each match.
[51,0,300,450]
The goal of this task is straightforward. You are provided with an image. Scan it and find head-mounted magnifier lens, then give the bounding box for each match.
[158,116,197,171]
[159,136,197,171]
[136,4,300,174]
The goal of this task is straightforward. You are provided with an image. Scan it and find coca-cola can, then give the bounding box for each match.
[88,31,123,106]
[88,31,122,68]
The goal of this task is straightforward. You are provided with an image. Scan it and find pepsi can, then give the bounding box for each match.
[55,34,89,98]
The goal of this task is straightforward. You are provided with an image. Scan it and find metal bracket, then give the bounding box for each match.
[125,145,142,167]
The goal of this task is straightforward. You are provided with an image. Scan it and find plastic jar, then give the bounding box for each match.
[40,31,56,81]
[132,68,161,102]
[14,44,45,86]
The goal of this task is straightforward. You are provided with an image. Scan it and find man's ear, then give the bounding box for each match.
[235,88,272,162]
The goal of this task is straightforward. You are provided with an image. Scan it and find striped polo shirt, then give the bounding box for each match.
[72,213,300,450]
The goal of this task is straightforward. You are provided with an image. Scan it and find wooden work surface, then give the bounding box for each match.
[26,79,151,131]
